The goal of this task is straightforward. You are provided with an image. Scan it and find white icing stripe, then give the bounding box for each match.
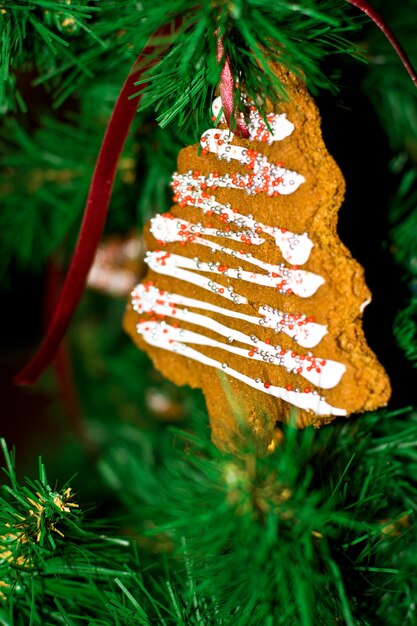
[258,305,327,348]
[133,284,327,349]
[146,249,323,299]
[132,285,345,389]
[137,321,347,417]
[150,215,324,298]
[212,96,295,143]
[152,213,265,246]
[146,251,247,304]
[171,181,313,265]
[131,98,349,417]
[201,129,305,196]
[360,298,371,313]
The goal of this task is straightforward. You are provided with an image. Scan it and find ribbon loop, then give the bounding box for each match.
[216,37,250,139]
[15,27,174,385]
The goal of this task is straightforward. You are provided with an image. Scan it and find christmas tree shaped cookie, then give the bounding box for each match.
[124,66,391,450]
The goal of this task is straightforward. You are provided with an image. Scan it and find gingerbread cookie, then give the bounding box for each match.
[124,66,391,450]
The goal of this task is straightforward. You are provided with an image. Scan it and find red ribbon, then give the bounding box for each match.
[15,27,173,385]
[346,0,417,86]
[217,37,250,139]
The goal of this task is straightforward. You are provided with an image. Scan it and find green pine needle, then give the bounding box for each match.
[0,0,102,113]
[0,99,181,284]
[134,0,363,131]
[98,407,417,625]
[0,438,159,625]
[387,163,417,284]
[394,298,417,367]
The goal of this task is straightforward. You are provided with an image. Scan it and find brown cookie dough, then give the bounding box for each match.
[123,66,391,451]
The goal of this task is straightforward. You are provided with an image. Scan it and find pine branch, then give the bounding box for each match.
[394,299,417,368]
[98,408,417,625]
[0,0,103,113]
[386,163,417,368]
[0,101,183,284]
[0,438,182,625]
[133,0,363,131]
[0,115,95,280]
[387,157,417,290]
[2,1,363,118]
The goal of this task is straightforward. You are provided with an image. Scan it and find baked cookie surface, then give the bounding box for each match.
[124,67,391,450]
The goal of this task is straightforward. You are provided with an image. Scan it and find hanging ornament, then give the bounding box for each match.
[123,65,391,449]
[15,4,416,395]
